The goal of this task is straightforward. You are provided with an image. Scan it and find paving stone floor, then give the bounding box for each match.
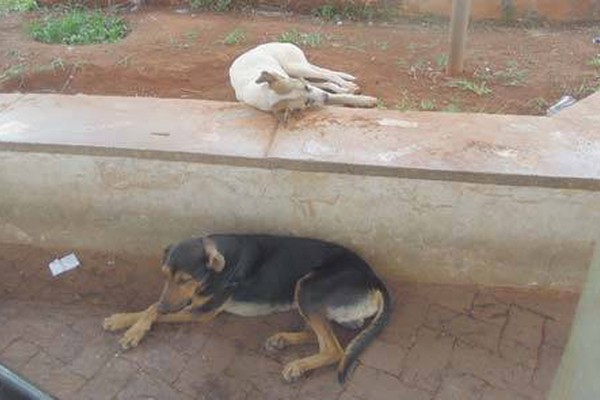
[0,243,578,400]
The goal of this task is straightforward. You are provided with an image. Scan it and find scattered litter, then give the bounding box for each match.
[377,118,419,128]
[546,95,577,116]
[173,7,190,14]
[593,37,600,44]
[48,253,80,276]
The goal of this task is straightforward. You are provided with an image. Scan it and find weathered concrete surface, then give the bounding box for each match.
[401,0,600,22]
[548,244,600,400]
[0,93,599,289]
[1,94,598,190]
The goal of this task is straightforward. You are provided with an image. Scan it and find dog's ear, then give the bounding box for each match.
[203,238,225,272]
[256,71,298,95]
[256,71,279,85]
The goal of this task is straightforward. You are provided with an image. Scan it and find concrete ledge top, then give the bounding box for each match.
[1,93,599,190]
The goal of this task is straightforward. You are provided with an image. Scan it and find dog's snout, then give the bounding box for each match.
[157,302,171,314]
[158,298,191,314]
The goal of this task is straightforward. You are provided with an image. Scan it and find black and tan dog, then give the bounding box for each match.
[103,234,390,383]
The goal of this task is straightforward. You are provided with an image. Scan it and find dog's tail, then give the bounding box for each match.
[326,94,378,108]
[337,282,391,384]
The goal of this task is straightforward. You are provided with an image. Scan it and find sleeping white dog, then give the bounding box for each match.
[229,42,378,123]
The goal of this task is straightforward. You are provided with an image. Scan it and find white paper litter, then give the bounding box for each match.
[376,118,419,128]
[48,253,80,276]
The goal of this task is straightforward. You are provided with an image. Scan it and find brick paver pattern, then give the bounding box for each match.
[0,243,578,400]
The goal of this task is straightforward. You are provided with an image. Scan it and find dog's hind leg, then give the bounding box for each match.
[281,314,343,382]
[279,275,344,382]
[265,329,317,352]
[326,93,378,108]
[284,63,359,93]
[307,81,354,94]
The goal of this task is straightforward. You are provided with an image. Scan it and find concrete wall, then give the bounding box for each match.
[400,0,600,22]
[1,93,599,290]
[1,151,598,290]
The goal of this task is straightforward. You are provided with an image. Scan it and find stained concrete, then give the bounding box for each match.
[0,93,599,289]
[548,244,600,400]
[401,0,600,22]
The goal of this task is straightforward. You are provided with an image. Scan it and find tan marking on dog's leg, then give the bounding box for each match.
[281,314,343,382]
[265,330,316,352]
[155,307,222,324]
[103,303,158,331]
[118,304,159,350]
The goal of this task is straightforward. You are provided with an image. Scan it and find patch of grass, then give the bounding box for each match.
[29,8,128,45]
[0,64,25,84]
[419,99,436,111]
[395,57,407,68]
[587,55,600,68]
[568,79,600,98]
[394,90,418,111]
[278,29,324,48]
[223,28,246,45]
[527,97,548,114]
[6,49,24,62]
[0,0,36,13]
[376,99,387,109]
[495,60,528,86]
[313,4,336,21]
[184,30,200,42]
[168,30,200,49]
[312,2,395,22]
[435,53,448,70]
[448,79,492,96]
[442,102,462,113]
[190,0,233,12]
[374,40,389,51]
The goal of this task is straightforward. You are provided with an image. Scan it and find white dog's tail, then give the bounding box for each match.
[326,94,378,108]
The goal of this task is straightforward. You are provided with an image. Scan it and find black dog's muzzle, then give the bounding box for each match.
[157,298,191,314]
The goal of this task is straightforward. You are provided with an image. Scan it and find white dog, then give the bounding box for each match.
[229,42,378,123]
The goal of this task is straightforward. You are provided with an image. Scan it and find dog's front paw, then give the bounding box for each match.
[118,322,151,350]
[265,334,288,352]
[103,313,138,331]
[282,361,305,383]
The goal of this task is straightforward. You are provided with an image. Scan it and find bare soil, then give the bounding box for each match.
[1,8,599,115]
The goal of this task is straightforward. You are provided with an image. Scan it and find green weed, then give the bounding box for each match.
[419,99,436,111]
[448,79,492,96]
[313,2,395,21]
[189,0,233,12]
[587,55,600,68]
[223,28,246,45]
[0,0,36,13]
[495,60,528,86]
[0,64,25,84]
[278,29,324,47]
[29,8,128,45]
[435,53,448,70]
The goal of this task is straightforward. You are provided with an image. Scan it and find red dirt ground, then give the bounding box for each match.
[1,8,600,115]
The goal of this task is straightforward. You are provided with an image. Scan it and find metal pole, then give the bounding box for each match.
[447,0,472,76]
[0,363,55,400]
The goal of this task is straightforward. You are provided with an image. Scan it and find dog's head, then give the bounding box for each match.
[157,237,225,314]
[256,71,328,110]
